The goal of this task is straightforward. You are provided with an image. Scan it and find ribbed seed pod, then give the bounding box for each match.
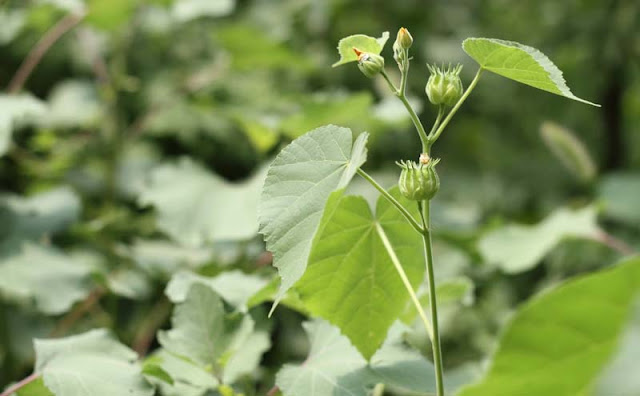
[397,158,440,201]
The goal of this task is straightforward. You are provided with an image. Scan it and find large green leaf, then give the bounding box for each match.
[258,125,368,304]
[333,32,389,67]
[463,38,599,106]
[276,320,437,396]
[457,256,640,396]
[33,329,154,396]
[139,158,267,246]
[0,243,94,315]
[478,206,601,273]
[296,188,423,359]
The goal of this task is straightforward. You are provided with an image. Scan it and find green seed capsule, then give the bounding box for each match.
[426,64,463,107]
[397,158,440,201]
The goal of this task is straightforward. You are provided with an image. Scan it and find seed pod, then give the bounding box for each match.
[353,48,385,78]
[426,64,463,107]
[397,158,440,201]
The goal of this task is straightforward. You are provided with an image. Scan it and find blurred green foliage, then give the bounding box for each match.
[0,0,639,395]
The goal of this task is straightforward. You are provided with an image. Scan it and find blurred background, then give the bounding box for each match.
[0,0,638,394]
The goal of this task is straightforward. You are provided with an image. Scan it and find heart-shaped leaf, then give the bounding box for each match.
[258,125,368,305]
[296,188,423,359]
[463,38,599,106]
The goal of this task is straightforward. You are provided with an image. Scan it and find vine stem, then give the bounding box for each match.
[0,373,40,396]
[7,11,86,93]
[357,168,424,233]
[428,68,484,148]
[418,201,445,396]
[381,69,429,151]
[376,223,433,341]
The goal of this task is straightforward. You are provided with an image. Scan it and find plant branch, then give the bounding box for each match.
[132,297,172,356]
[428,67,484,148]
[376,223,433,341]
[381,69,429,151]
[50,287,105,337]
[266,385,280,396]
[428,106,445,139]
[7,12,86,93]
[418,201,444,396]
[594,230,635,255]
[357,168,423,233]
[0,373,40,396]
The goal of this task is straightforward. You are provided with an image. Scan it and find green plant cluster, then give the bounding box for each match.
[0,1,639,396]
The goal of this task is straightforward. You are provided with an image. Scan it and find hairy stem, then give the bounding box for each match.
[418,201,445,396]
[8,12,86,93]
[429,67,484,147]
[381,69,429,151]
[0,373,40,396]
[357,168,423,233]
[376,223,433,341]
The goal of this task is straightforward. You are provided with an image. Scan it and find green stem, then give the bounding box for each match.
[375,223,433,341]
[418,201,445,396]
[381,69,429,152]
[428,106,445,139]
[428,67,484,148]
[357,168,423,233]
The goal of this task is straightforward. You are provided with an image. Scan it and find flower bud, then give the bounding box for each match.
[353,48,385,78]
[395,27,413,50]
[426,64,464,107]
[397,158,440,201]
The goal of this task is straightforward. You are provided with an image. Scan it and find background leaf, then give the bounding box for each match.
[276,320,437,396]
[258,125,368,303]
[0,243,94,314]
[463,38,599,106]
[458,256,640,396]
[139,158,267,246]
[478,206,601,273]
[0,94,47,157]
[34,329,154,396]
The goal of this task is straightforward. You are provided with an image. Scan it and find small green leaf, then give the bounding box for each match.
[165,270,268,311]
[258,125,368,305]
[333,32,389,67]
[142,358,174,385]
[458,256,640,396]
[158,284,249,368]
[296,188,423,359]
[139,158,267,246]
[463,38,599,106]
[0,243,94,314]
[147,349,218,396]
[34,329,154,396]
[478,206,601,273]
[0,94,47,157]
[0,187,81,249]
